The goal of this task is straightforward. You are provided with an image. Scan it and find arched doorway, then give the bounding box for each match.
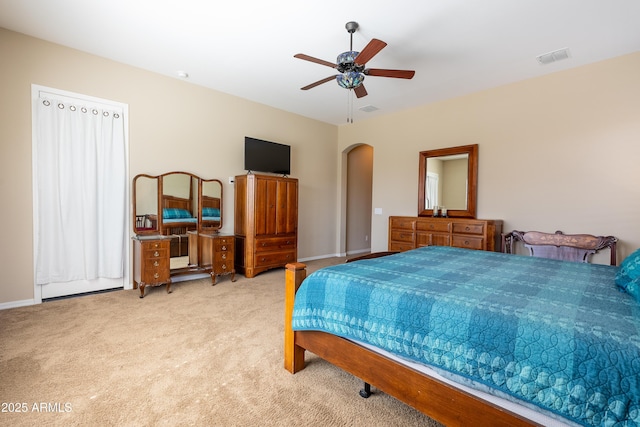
[344,144,373,256]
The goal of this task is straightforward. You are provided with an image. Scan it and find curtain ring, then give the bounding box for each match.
[81,107,87,113]
[58,103,65,109]
[70,105,76,111]
[114,113,120,119]
[92,109,98,115]
[42,100,50,106]
[103,111,109,117]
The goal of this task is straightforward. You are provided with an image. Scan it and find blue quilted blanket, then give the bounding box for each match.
[292,246,640,426]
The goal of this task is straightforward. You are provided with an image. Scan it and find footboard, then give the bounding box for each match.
[284,262,307,373]
[283,262,539,427]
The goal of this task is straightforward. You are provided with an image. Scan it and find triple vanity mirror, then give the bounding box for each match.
[418,144,478,218]
[133,171,223,275]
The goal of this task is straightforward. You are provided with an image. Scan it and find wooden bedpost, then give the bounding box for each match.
[284,262,307,373]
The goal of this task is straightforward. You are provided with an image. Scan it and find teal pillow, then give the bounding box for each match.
[163,208,192,219]
[622,278,640,302]
[202,207,220,217]
[615,248,640,301]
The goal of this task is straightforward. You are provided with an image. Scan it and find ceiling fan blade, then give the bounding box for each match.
[354,39,387,65]
[294,54,337,69]
[365,69,415,79]
[354,84,368,98]
[300,75,337,90]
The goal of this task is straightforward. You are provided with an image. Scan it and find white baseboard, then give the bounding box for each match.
[298,253,344,262]
[298,248,370,262]
[346,248,371,256]
[0,299,36,310]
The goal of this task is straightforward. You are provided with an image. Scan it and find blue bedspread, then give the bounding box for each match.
[292,246,640,426]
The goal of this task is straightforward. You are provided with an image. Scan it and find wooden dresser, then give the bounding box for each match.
[200,233,236,284]
[388,216,503,252]
[234,174,298,278]
[133,236,171,298]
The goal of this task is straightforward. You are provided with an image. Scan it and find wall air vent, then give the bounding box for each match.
[536,48,571,65]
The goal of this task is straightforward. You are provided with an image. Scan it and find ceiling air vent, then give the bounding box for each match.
[536,48,571,65]
[359,105,379,113]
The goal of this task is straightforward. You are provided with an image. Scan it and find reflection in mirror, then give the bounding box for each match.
[133,174,158,234]
[201,179,223,232]
[425,154,469,210]
[160,172,198,270]
[418,144,478,218]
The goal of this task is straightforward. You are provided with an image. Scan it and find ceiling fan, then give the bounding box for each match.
[294,21,415,99]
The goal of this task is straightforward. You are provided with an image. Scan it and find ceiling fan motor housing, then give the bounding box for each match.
[336,51,365,73]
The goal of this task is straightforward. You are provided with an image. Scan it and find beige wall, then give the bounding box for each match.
[2,26,639,306]
[339,52,640,263]
[0,28,337,305]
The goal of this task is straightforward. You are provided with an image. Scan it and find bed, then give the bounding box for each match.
[284,246,640,426]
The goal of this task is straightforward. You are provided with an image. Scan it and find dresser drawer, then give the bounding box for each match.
[390,217,416,230]
[255,236,296,252]
[215,240,234,253]
[390,230,415,243]
[215,236,234,246]
[143,248,169,261]
[452,222,485,235]
[417,232,450,247]
[452,235,484,250]
[389,242,415,252]
[214,250,233,263]
[417,221,451,233]
[213,259,234,275]
[142,258,170,282]
[141,240,170,250]
[254,250,296,267]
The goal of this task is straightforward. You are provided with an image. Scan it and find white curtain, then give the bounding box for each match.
[34,98,126,285]
[426,172,439,209]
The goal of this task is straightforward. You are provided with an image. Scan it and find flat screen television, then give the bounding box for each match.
[244,137,291,175]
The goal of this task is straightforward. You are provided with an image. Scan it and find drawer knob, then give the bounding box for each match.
[465,226,471,231]
[154,273,159,279]
[153,261,159,267]
[222,265,226,270]
[154,243,159,248]
[221,245,227,251]
[262,243,266,247]
[154,251,159,257]
[429,224,435,229]
[465,240,470,245]
[222,254,226,259]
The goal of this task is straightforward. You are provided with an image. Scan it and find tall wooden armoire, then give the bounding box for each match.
[234,174,298,278]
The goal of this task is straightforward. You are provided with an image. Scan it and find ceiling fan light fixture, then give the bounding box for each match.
[336,71,365,89]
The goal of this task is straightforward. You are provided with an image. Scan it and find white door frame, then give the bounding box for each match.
[31,84,131,303]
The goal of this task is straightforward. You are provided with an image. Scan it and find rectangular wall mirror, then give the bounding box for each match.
[418,144,478,218]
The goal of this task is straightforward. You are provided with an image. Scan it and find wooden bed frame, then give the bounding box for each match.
[284,262,543,427]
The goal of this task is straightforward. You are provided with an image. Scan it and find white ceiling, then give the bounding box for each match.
[2,0,639,125]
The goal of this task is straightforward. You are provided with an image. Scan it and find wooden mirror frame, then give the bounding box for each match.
[418,144,478,218]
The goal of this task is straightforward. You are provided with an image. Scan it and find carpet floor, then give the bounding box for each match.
[0,257,441,426]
